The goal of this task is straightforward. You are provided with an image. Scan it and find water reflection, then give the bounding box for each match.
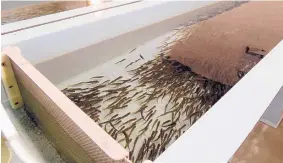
[1,1,107,25]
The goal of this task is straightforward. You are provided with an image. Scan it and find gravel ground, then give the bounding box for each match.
[4,107,65,163]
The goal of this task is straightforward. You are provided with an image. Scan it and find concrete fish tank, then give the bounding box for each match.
[1,1,283,163]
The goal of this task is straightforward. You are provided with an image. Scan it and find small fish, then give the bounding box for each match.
[122,131,130,150]
[132,137,139,155]
[168,102,179,112]
[105,110,114,117]
[125,62,135,68]
[131,77,139,82]
[140,110,145,120]
[154,129,163,141]
[136,117,143,123]
[155,121,161,133]
[175,135,179,140]
[145,92,159,103]
[113,120,122,126]
[162,120,171,126]
[178,98,186,109]
[145,105,156,113]
[145,140,151,156]
[136,140,146,162]
[151,119,159,131]
[121,99,132,106]
[131,91,141,98]
[161,91,167,100]
[161,133,168,144]
[153,143,161,159]
[86,107,101,115]
[148,145,155,160]
[116,126,126,135]
[110,114,119,120]
[167,129,176,140]
[144,110,153,120]
[129,48,137,53]
[140,54,144,59]
[158,110,175,118]
[167,94,174,105]
[85,80,100,84]
[128,125,136,137]
[109,85,131,92]
[137,83,147,88]
[91,76,104,79]
[104,125,108,132]
[134,59,141,64]
[195,87,201,95]
[90,115,100,122]
[186,111,201,121]
[149,131,158,141]
[121,118,136,126]
[163,122,176,128]
[126,88,137,93]
[104,96,117,102]
[101,80,110,85]
[111,129,118,138]
[109,128,114,135]
[147,110,156,121]
[114,97,128,106]
[117,113,131,121]
[68,82,88,87]
[134,105,147,114]
[156,91,165,101]
[137,95,146,101]
[129,151,133,160]
[109,76,122,84]
[99,113,130,125]
[93,84,107,90]
[138,119,153,136]
[109,122,118,131]
[115,59,126,64]
[173,111,181,123]
[118,138,125,143]
[107,97,125,108]
[191,115,199,124]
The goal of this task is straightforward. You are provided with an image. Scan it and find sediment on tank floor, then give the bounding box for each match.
[168,1,283,86]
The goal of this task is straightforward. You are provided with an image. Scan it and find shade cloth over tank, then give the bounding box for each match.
[168,1,283,86]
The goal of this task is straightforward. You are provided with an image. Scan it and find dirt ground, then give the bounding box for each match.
[230,121,283,163]
[169,1,283,86]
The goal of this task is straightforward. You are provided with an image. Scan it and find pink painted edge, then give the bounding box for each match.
[3,46,129,160]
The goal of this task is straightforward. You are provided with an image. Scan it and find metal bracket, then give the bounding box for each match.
[245,46,266,59]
